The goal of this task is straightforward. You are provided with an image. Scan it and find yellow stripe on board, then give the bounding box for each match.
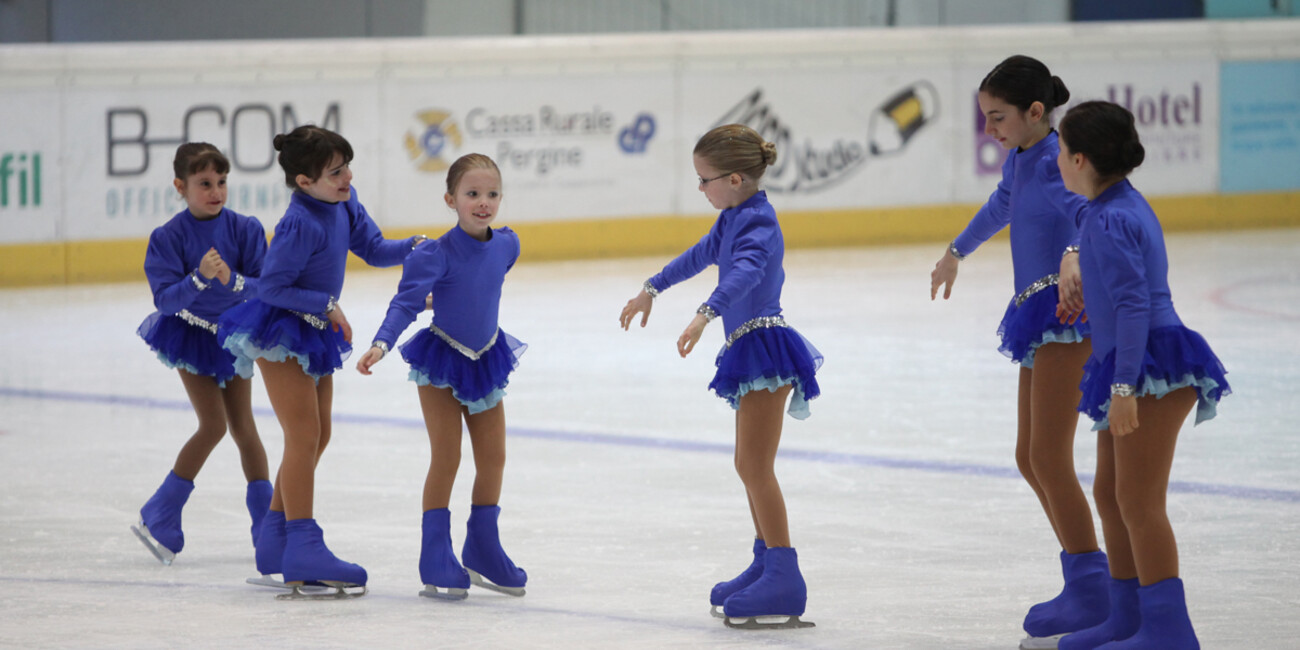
[3,191,1297,288]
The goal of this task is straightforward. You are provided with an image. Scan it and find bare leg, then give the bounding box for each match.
[465,401,507,506]
[172,370,231,480]
[1029,341,1099,554]
[418,385,464,511]
[219,375,270,482]
[256,359,323,521]
[1113,387,1197,585]
[734,410,764,541]
[734,386,794,548]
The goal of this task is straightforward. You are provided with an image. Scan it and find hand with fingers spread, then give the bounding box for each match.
[677,313,708,358]
[619,290,654,331]
[930,248,960,300]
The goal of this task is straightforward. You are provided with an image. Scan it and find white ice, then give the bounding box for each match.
[2,230,1298,649]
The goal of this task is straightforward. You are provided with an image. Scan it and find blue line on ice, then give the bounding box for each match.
[4,386,1297,504]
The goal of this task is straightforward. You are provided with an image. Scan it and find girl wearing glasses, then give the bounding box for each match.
[619,123,822,630]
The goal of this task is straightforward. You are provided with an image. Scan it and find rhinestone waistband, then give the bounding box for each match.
[290,310,328,330]
[429,323,499,361]
[725,315,788,348]
[176,309,217,334]
[1014,274,1059,308]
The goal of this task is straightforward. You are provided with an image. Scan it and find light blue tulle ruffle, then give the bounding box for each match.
[409,369,508,415]
[222,331,329,381]
[729,375,813,420]
[1091,373,1223,432]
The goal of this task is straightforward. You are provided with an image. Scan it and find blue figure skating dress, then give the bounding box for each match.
[953,131,1090,367]
[139,207,266,387]
[1075,180,1230,430]
[648,191,822,419]
[374,225,525,414]
[219,189,418,380]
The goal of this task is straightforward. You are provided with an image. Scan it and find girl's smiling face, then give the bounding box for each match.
[175,166,228,219]
[445,167,502,240]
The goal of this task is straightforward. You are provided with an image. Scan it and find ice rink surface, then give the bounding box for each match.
[2,228,1298,649]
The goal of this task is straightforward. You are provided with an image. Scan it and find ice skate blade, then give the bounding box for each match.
[246,575,289,589]
[130,522,175,566]
[724,615,815,630]
[467,569,525,597]
[276,581,367,600]
[710,605,726,619]
[419,584,469,601]
[1019,633,1064,650]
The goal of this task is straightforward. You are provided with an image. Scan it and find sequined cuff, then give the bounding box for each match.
[372,341,390,356]
[412,235,428,249]
[189,271,210,291]
[1110,383,1136,397]
[642,280,660,299]
[325,296,337,314]
[1063,245,1080,257]
[696,303,718,322]
[230,273,246,293]
[948,241,967,261]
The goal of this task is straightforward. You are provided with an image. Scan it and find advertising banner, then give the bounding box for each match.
[680,64,954,212]
[381,71,675,225]
[956,58,1219,202]
[1220,59,1300,193]
[0,89,60,244]
[60,83,378,241]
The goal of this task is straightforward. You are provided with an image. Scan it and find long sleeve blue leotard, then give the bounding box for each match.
[1076,179,1229,427]
[144,207,265,321]
[953,131,1086,293]
[259,188,416,314]
[647,191,784,334]
[373,225,520,351]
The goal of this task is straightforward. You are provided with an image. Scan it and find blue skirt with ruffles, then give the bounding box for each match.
[399,327,527,415]
[217,299,350,381]
[708,325,823,420]
[997,289,1090,367]
[1079,325,1230,431]
[138,311,237,387]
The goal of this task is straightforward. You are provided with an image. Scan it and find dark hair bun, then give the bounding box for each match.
[1050,76,1071,108]
[273,134,286,151]
[1122,141,1146,169]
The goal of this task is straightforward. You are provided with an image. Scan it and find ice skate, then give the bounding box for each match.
[418,508,469,601]
[245,509,289,588]
[722,547,815,630]
[462,505,527,597]
[1099,577,1198,649]
[130,520,176,566]
[1059,577,1140,650]
[710,538,766,618]
[245,479,273,547]
[276,518,367,600]
[1021,550,1110,649]
[132,471,194,565]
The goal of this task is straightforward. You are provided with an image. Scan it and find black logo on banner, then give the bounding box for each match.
[712,85,937,194]
[106,103,341,176]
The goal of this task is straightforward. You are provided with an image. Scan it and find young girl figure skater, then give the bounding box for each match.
[219,125,425,599]
[133,143,271,566]
[356,153,528,601]
[1054,101,1229,650]
[928,55,1106,649]
[619,124,822,630]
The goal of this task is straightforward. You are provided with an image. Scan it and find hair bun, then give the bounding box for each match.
[273,133,286,151]
[760,141,778,166]
[1050,76,1071,107]
[1123,141,1146,169]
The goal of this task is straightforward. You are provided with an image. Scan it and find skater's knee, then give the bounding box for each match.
[1115,486,1166,532]
[734,456,775,487]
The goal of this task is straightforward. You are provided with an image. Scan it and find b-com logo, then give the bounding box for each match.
[0,152,41,208]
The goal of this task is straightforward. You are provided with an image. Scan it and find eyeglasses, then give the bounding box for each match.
[698,172,732,186]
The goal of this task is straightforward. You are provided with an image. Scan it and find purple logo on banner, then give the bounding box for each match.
[974,94,1008,176]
